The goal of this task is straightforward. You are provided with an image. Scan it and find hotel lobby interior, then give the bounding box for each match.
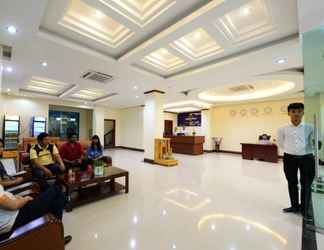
[0,0,324,250]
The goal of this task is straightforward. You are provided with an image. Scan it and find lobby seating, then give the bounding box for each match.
[0,214,65,250]
[18,137,112,172]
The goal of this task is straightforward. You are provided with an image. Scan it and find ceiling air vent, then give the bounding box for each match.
[82,71,113,83]
[0,45,12,60]
[229,84,255,92]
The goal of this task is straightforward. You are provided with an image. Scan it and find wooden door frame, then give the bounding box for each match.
[104,119,116,148]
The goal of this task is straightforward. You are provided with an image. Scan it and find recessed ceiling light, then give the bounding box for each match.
[194,32,202,39]
[135,95,139,99]
[42,61,48,67]
[241,7,251,16]
[6,67,13,73]
[133,85,138,90]
[161,49,168,55]
[275,58,287,64]
[94,10,105,19]
[6,25,17,34]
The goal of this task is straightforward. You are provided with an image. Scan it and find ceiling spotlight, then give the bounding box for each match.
[42,61,48,67]
[241,7,251,16]
[6,67,13,73]
[135,96,139,99]
[275,58,287,64]
[133,85,138,90]
[6,25,17,34]
[162,49,168,55]
[94,10,105,19]
[194,32,202,39]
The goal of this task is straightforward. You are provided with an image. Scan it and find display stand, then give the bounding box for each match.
[154,138,178,167]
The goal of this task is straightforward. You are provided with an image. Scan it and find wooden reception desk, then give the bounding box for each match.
[170,136,205,155]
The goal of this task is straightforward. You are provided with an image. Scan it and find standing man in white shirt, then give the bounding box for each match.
[278,103,315,217]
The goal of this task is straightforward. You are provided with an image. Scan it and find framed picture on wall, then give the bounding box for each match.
[177,112,201,127]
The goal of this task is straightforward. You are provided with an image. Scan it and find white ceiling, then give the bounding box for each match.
[0,0,318,109]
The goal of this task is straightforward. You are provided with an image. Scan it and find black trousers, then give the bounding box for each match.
[283,153,315,215]
[12,184,66,231]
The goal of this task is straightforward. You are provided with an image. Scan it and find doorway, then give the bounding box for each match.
[164,120,173,137]
[104,119,116,148]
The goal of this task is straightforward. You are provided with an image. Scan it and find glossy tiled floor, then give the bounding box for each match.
[64,149,302,250]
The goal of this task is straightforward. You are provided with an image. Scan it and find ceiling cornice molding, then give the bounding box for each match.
[167,34,300,80]
[38,28,117,63]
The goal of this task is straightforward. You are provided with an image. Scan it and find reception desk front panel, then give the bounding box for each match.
[171,136,205,155]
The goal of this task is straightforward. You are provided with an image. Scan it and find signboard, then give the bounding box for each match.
[177,112,201,127]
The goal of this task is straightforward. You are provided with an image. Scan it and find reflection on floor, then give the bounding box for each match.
[64,149,302,250]
[317,233,324,249]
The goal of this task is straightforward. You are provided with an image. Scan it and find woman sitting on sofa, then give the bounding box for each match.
[87,135,106,162]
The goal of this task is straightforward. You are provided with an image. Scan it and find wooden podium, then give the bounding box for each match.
[154,138,178,167]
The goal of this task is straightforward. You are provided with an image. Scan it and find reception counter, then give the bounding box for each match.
[170,136,205,155]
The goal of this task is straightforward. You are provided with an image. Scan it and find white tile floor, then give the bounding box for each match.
[64,149,303,250]
[317,232,324,249]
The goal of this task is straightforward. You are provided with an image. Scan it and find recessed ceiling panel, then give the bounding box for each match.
[21,77,74,96]
[215,0,275,44]
[70,88,106,101]
[59,0,134,48]
[170,28,223,60]
[142,48,187,72]
[98,0,176,27]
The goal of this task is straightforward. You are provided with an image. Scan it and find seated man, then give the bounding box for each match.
[59,132,85,170]
[0,183,72,244]
[30,133,65,190]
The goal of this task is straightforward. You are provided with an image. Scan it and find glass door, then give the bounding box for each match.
[303,27,324,232]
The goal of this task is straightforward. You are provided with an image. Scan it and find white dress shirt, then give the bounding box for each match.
[0,184,19,234]
[277,123,314,156]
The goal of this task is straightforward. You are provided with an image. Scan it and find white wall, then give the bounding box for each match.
[120,106,144,150]
[0,95,49,140]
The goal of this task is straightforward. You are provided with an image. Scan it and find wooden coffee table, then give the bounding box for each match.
[64,167,129,212]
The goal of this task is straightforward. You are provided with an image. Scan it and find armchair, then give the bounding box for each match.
[0,214,65,250]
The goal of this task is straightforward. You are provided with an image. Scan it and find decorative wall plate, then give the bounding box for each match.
[264,106,272,114]
[250,108,259,116]
[230,110,237,117]
[280,105,287,113]
[240,109,247,117]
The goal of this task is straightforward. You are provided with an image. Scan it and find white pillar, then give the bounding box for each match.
[0,46,2,92]
[92,106,105,143]
[143,91,164,161]
[201,109,213,151]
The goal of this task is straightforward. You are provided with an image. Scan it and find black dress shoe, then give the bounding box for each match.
[282,206,299,213]
[64,235,72,245]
